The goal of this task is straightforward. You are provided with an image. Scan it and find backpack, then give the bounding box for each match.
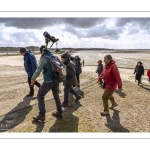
[43,55,66,83]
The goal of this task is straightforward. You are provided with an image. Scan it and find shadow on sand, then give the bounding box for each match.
[105,109,130,132]
[49,89,84,132]
[139,83,150,92]
[0,96,36,132]
[114,89,126,98]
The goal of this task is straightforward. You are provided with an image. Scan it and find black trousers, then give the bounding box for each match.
[38,82,62,116]
[136,74,142,84]
[28,77,41,95]
[76,74,80,84]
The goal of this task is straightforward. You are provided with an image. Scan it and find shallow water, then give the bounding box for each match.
[71,50,150,69]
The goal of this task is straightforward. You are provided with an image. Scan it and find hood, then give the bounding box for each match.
[106,60,115,67]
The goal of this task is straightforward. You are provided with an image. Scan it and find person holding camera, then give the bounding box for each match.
[20,48,41,97]
[61,52,82,107]
[97,55,122,116]
[31,45,63,121]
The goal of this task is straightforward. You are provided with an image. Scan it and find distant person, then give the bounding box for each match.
[134,61,144,85]
[147,69,150,83]
[134,62,138,82]
[75,55,82,88]
[61,52,82,107]
[82,60,85,67]
[96,60,103,85]
[97,55,122,116]
[20,47,41,97]
[31,45,63,121]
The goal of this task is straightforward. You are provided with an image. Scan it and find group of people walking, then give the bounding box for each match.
[20,46,83,121]
[20,45,149,120]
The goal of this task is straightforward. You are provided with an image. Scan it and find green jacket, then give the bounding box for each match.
[31,50,53,83]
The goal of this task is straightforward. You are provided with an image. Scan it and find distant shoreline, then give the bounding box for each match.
[0,46,150,52]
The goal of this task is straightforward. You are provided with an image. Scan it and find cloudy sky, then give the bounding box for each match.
[0,18,150,49]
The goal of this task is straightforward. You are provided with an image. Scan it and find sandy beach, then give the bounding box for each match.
[0,52,150,132]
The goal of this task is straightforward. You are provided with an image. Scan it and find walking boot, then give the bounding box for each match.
[52,111,63,118]
[61,102,69,107]
[33,115,45,121]
[75,95,82,102]
[101,111,110,116]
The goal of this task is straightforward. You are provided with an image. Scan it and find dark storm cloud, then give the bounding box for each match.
[0,18,106,29]
[115,18,150,30]
[0,18,58,29]
[64,25,124,39]
[62,18,106,28]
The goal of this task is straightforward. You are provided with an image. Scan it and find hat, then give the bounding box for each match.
[40,45,47,54]
[20,47,27,53]
[61,52,70,58]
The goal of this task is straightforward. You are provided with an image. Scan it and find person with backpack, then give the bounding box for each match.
[75,55,82,88]
[20,48,41,97]
[31,45,63,121]
[134,61,144,85]
[61,52,82,107]
[97,55,122,116]
[96,60,103,85]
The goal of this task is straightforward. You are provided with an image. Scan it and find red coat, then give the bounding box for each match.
[98,60,122,90]
[147,69,150,78]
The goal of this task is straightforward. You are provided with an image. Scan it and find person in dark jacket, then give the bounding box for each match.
[134,61,144,85]
[97,55,122,116]
[61,52,82,107]
[134,62,138,82]
[20,48,41,97]
[82,60,85,67]
[75,55,82,87]
[96,60,103,85]
[31,45,63,121]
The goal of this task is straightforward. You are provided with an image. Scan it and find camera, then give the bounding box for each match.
[43,31,59,45]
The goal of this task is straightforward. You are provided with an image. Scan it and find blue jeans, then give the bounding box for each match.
[37,82,62,116]
[64,86,79,104]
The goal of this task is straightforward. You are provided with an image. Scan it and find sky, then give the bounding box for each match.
[0,18,150,49]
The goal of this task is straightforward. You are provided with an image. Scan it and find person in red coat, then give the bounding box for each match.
[147,69,150,83]
[97,54,122,116]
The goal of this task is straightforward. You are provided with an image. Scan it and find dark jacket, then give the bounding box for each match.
[23,50,38,78]
[76,57,82,74]
[63,60,77,87]
[96,64,103,76]
[134,65,144,75]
